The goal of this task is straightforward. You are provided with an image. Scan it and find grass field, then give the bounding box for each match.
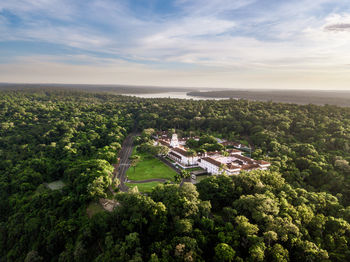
[126,181,163,193]
[126,152,177,181]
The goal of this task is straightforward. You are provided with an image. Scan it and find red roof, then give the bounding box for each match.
[241,163,261,170]
[228,149,242,154]
[201,157,222,167]
[159,140,170,147]
[172,147,189,157]
[258,160,271,166]
[232,154,254,164]
[169,151,181,159]
[226,163,241,170]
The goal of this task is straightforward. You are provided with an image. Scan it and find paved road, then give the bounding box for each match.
[113,132,138,192]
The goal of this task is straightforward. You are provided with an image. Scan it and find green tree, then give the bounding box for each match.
[214,243,236,262]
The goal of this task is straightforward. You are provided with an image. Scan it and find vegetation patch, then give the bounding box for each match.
[86,202,104,218]
[186,167,204,172]
[126,152,177,181]
[126,181,164,193]
[195,175,212,183]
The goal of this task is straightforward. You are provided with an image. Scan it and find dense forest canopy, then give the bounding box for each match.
[1,88,350,261]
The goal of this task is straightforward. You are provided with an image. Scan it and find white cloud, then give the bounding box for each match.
[1,0,350,89]
[1,57,350,90]
[0,0,76,21]
[175,0,256,15]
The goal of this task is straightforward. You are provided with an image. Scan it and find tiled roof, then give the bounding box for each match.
[241,163,261,170]
[226,163,241,170]
[201,157,223,167]
[232,154,254,164]
[159,140,170,146]
[228,149,242,154]
[169,151,181,159]
[258,160,270,165]
[172,147,189,157]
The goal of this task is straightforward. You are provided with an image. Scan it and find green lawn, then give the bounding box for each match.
[126,181,163,193]
[126,152,177,181]
[186,167,203,172]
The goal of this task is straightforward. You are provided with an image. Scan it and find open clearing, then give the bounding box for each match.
[126,152,177,181]
[46,180,65,190]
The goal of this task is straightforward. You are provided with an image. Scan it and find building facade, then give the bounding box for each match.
[156,132,271,175]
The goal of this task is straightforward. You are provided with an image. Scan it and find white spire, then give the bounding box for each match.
[170,133,179,148]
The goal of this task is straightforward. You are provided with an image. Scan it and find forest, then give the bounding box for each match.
[1,88,350,261]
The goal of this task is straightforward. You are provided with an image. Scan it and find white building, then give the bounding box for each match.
[168,147,200,167]
[198,153,270,175]
[156,132,270,174]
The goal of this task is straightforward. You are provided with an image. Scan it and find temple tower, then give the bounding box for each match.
[170,133,179,148]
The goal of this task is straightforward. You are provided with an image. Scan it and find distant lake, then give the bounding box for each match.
[121,91,228,100]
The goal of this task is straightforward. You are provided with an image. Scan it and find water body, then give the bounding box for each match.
[122,91,228,100]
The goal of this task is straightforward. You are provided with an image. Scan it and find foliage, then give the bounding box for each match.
[2,88,350,261]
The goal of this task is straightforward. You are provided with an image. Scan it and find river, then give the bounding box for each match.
[121,91,228,100]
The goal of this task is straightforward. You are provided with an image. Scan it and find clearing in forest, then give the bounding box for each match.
[126,152,177,182]
[46,180,65,190]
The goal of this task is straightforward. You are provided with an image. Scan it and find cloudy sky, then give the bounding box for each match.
[0,0,350,89]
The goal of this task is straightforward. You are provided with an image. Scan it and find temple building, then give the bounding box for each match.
[155,132,271,175]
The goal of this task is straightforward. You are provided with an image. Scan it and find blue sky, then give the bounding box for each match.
[0,0,350,89]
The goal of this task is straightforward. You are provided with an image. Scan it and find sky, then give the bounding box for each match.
[0,0,350,89]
